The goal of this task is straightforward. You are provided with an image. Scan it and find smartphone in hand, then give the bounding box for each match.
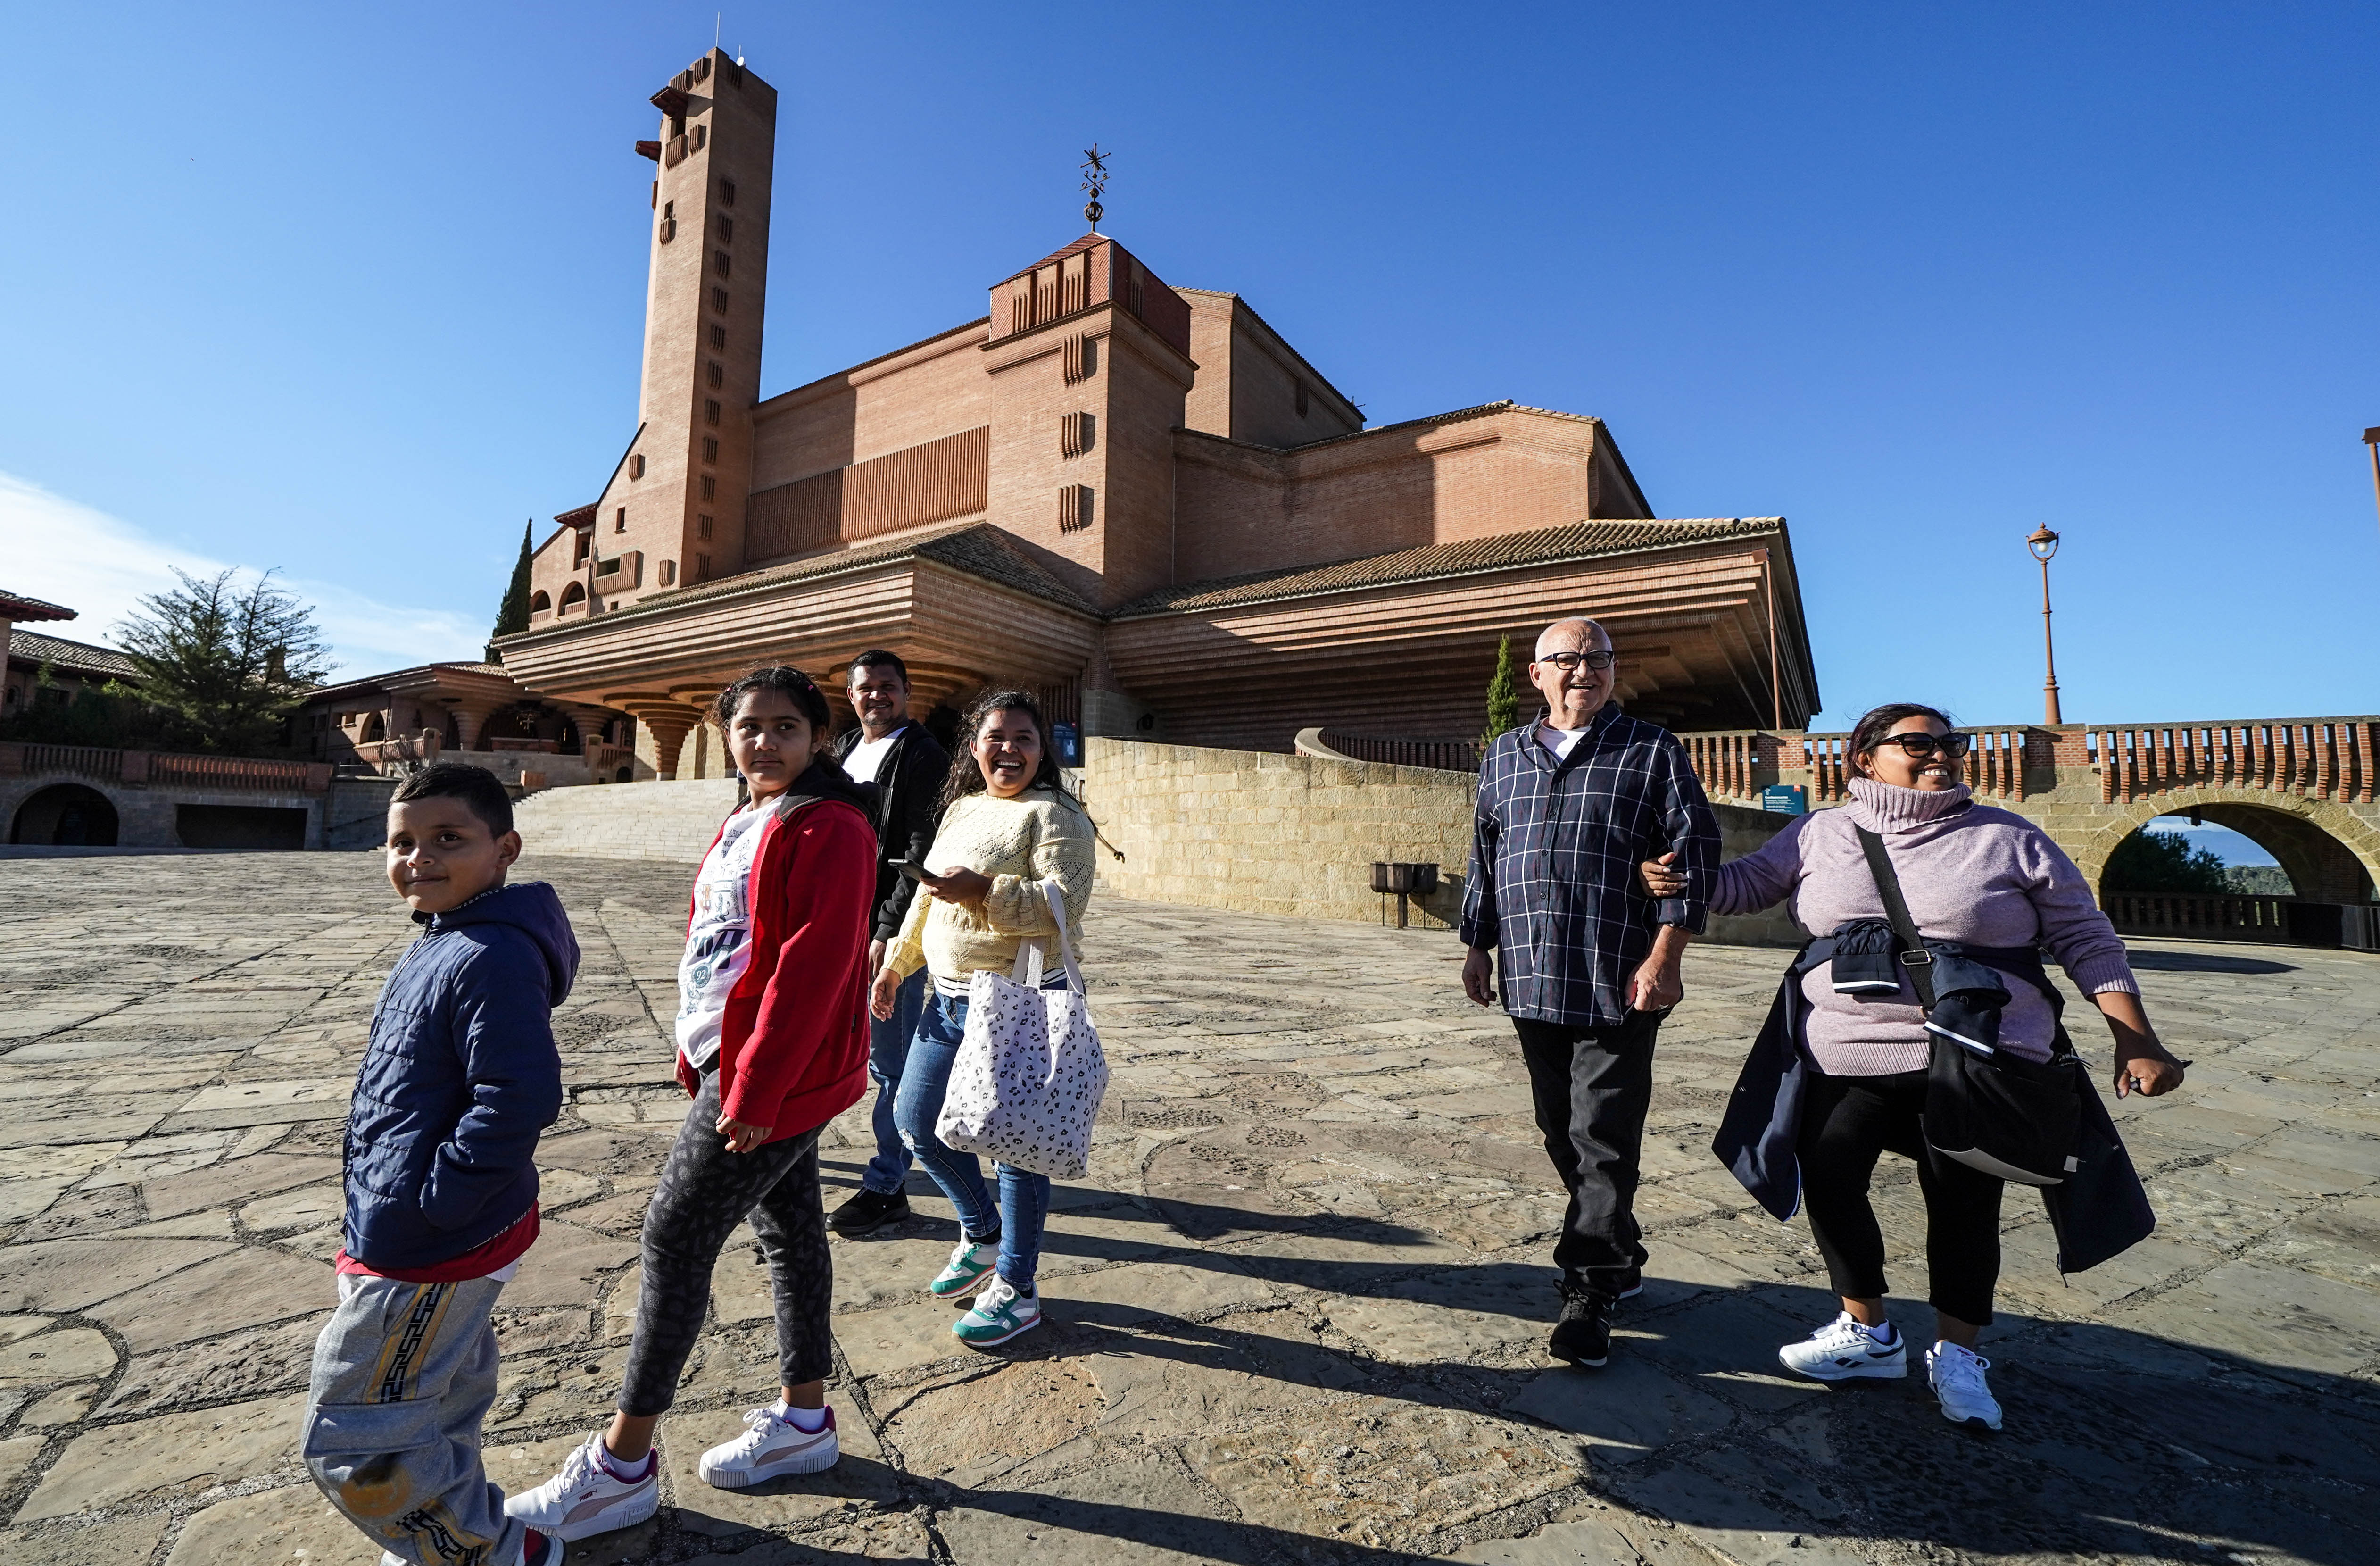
[895,860,933,883]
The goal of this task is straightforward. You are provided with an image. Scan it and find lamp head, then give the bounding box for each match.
[2026,525,2061,562]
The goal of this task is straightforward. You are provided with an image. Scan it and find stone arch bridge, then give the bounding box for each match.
[1677,716,2380,933]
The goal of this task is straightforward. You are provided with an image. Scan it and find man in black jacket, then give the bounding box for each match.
[827,649,950,1235]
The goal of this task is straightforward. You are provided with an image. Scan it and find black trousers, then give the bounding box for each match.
[1798,1066,2005,1326]
[1514,1008,1663,1300]
[617,1074,834,1416]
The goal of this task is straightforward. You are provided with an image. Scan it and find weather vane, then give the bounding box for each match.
[1080,144,1110,232]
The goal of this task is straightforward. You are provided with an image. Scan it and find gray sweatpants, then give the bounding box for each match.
[301,1271,529,1566]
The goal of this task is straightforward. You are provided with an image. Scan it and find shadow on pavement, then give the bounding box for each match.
[2124,949,2298,974]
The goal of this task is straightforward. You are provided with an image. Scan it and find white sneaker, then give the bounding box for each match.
[953,1274,1043,1347]
[503,1433,657,1541]
[1776,1312,1908,1382]
[698,1404,840,1488]
[1927,1341,2003,1431]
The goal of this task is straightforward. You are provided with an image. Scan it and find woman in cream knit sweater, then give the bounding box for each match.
[869,690,1094,1348]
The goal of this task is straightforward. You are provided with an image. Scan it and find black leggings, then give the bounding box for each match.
[1799,1067,2005,1326]
[617,1074,834,1417]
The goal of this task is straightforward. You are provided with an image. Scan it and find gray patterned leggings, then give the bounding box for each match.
[617,1073,833,1417]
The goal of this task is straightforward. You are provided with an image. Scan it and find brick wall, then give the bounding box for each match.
[1171,405,1607,585]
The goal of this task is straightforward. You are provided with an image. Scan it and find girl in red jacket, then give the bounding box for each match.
[507,666,877,1545]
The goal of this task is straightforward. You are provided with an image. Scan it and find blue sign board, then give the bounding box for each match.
[1052,721,1083,767]
[1760,784,1808,816]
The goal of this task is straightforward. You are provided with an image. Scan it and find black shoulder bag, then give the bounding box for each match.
[1855,828,2082,1186]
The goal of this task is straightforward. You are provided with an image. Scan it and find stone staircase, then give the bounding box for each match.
[512,778,738,861]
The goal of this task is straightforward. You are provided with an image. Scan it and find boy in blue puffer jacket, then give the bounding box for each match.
[302,763,578,1566]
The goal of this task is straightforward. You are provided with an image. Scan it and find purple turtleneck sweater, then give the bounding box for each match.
[1713,777,2138,1075]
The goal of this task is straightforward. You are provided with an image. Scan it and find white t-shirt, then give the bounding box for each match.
[676,803,773,1070]
[1536,720,1590,762]
[843,725,905,786]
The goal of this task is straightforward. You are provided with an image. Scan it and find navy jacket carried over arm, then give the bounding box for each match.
[342,882,577,1272]
[1458,704,1719,1028]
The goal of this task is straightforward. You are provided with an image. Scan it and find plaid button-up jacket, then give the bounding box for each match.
[1457,704,1719,1028]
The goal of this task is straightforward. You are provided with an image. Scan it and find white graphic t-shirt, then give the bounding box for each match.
[676,803,773,1071]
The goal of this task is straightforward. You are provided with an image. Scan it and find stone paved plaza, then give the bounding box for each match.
[1,850,2377,1566]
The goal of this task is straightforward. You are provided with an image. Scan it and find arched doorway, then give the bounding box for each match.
[2102,805,2371,905]
[2102,813,2290,898]
[10,783,121,846]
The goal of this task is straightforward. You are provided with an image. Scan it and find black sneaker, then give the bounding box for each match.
[1549,1295,1611,1368]
[828,1188,911,1236]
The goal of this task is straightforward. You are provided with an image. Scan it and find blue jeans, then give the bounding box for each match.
[892,987,1051,1291]
[861,968,927,1194]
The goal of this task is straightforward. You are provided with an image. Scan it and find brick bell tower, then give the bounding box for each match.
[588,50,776,608]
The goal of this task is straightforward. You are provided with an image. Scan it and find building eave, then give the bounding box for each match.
[1112,518,1785,620]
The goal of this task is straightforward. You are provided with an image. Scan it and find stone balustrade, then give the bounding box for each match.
[0,742,331,794]
[1675,715,2380,909]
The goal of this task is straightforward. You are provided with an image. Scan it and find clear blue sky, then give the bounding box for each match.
[4,1,2374,728]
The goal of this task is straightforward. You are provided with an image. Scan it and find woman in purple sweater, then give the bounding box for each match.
[1645,703,2184,1432]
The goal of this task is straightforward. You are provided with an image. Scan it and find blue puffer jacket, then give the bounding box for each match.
[342,882,577,1271]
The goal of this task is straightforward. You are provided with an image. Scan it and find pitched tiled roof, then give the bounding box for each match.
[9,629,139,679]
[0,589,76,622]
[504,523,1095,643]
[297,662,514,702]
[1114,518,1783,617]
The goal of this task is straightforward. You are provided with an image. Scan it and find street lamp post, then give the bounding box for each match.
[2026,525,2063,725]
[2364,428,2380,543]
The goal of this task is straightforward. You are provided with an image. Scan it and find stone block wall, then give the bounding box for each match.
[1076,738,1803,947]
[1077,739,1479,928]
[0,775,324,850]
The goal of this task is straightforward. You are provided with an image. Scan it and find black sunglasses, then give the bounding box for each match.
[1872,732,1972,760]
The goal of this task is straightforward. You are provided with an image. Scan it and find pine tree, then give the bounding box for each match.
[1479,633,1522,752]
[491,520,534,644]
[115,568,332,755]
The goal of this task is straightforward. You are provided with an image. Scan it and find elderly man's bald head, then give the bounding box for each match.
[1534,619,1612,658]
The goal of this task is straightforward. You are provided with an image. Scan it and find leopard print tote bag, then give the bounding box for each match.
[933,881,1109,1179]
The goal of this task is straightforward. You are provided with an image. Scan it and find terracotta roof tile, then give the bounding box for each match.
[0,589,76,622]
[8,629,139,679]
[502,523,1095,643]
[1114,517,1782,617]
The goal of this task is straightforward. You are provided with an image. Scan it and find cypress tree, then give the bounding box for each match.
[491,521,533,644]
[1479,633,1522,752]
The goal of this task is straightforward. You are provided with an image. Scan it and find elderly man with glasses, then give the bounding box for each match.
[1458,616,1719,1369]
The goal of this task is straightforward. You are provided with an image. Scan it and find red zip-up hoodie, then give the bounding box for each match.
[677,794,873,1141]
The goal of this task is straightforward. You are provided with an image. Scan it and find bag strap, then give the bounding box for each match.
[1854,826,1940,1013]
[1006,882,1085,994]
[1040,881,1085,994]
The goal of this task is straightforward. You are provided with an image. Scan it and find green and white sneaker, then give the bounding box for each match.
[930,1237,999,1300]
[954,1276,1042,1347]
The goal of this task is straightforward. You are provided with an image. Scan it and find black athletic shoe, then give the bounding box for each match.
[1549,1295,1612,1368]
[828,1188,911,1236]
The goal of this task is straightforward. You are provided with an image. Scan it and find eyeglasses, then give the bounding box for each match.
[1536,650,1616,672]
[1872,732,1972,760]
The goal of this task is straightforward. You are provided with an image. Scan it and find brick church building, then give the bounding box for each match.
[496,48,1818,779]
